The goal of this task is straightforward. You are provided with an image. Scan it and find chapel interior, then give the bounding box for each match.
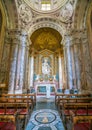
[0,0,92,130]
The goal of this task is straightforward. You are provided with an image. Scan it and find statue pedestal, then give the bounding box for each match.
[46,84,50,98]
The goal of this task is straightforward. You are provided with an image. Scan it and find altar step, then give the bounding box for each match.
[36,95,55,102]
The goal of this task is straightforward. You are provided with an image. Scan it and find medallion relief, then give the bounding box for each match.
[60,2,73,22]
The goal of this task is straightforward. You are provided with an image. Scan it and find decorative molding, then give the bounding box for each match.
[59,1,74,22]
[27,19,65,45]
[18,3,32,28]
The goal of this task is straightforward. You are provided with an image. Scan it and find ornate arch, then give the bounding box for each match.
[27,17,65,45]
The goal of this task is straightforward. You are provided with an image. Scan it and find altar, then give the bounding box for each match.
[29,49,63,97]
[34,82,58,98]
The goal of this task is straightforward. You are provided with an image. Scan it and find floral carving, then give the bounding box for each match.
[19,3,32,26]
[60,2,73,22]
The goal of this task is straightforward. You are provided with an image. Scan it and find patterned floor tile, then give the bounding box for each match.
[26,109,65,130]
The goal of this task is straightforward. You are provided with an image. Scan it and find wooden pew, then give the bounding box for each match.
[0,83,7,94]
[70,115,92,130]
[0,95,35,130]
[0,102,29,130]
[58,97,92,111]
[61,102,92,126]
[0,115,16,130]
[55,93,91,105]
[0,93,36,129]
[2,93,36,106]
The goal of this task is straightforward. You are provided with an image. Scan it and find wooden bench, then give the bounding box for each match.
[0,94,35,130]
[70,115,92,130]
[0,83,7,95]
[55,93,91,105]
[58,97,92,111]
[61,102,92,130]
[0,93,36,129]
[2,93,36,106]
[0,102,30,130]
[0,115,16,130]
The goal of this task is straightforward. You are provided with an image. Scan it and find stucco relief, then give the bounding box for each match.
[60,2,73,22]
[18,3,32,28]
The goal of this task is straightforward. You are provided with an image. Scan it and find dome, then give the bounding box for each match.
[23,0,68,13]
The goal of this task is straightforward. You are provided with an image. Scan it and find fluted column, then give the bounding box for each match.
[8,30,20,93]
[64,36,73,89]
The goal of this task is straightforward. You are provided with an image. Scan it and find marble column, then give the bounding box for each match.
[8,30,20,93]
[61,57,65,89]
[24,45,29,90]
[14,31,27,94]
[73,41,81,90]
[81,31,92,91]
[15,41,21,90]
[65,36,73,89]
[63,46,68,89]
[71,44,76,88]
[18,32,27,93]
[58,53,63,88]
[29,54,34,87]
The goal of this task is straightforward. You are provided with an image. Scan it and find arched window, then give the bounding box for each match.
[24,0,68,12]
[41,0,51,11]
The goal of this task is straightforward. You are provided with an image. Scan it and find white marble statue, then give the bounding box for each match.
[42,58,51,75]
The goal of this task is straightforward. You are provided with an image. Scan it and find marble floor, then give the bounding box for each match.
[26,96,65,130]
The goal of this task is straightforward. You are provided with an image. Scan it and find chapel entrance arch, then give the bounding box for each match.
[28,27,64,97]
